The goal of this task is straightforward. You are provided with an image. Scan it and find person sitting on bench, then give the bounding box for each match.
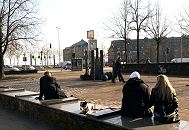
[38,71,67,100]
[150,74,180,123]
[121,71,152,117]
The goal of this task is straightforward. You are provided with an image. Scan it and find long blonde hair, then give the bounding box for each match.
[154,74,175,102]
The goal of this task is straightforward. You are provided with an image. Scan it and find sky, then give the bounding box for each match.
[38,0,189,51]
[38,0,120,51]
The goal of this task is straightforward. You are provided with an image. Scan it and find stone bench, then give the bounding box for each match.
[0,88,188,130]
[0,87,25,92]
[40,97,79,105]
[101,115,189,130]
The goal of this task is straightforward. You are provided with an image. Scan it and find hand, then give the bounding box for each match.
[35,97,42,100]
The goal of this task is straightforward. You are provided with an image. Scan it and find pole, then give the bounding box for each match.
[56,27,61,64]
[30,54,32,65]
[180,20,183,63]
[40,51,43,66]
[181,31,183,63]
[53,55,55,68]
[47,50,49,66]
[23,53,26,70]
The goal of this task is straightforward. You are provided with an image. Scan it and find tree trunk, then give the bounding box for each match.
[0,47,5,80]
[157,40,160,63]
[124,38,128,64]
[17,57,19,66]
[9,58,12,65]
[124,18,128,64]
[137,30,140,64]
[0,14,4,79]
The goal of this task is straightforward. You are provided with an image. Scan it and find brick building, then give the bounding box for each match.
[63,39,88,61]
[108,35,189,64]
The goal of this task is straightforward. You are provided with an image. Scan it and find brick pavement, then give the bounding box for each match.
[1,68,189,121]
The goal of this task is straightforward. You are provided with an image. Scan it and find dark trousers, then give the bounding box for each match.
[112,71,125,83]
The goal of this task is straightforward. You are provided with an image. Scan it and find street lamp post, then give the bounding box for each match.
[179,20,184,63]
[23,53,27,70]
[181,29,183,63]
[40,51,43,66]
[56,27,61,64]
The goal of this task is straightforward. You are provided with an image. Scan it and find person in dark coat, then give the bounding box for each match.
[150,74,180,123]
[112,57,125,83]
[121,71,152,117]
[38,71,66,100]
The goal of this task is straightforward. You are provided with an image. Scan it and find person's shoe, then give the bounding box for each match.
[112,80,115,83]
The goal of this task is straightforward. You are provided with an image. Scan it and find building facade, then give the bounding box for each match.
[63,39,88,61]
[108,35,189,64]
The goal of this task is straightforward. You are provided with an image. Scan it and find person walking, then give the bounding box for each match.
[112,57,125,83]
[121,71,152,117]
[150,74,180,123]
[38,71,67,100]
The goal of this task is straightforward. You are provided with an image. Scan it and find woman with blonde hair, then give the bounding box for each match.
[150,74,180,123]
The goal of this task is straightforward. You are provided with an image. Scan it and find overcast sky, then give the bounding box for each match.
[38,0,189,51]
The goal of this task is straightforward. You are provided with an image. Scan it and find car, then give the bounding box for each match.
[171,58,189,63]
[22,65,36,70]
[34,65,44,71]
[4,65,20,71]
[59,61,71,67]
[63,63,72,70]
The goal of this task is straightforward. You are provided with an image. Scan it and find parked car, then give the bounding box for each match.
[63,63,72,70]
[4,65,20,71]
[59,61,71,67]
[22,65,36,70]
[171,58,189,63]
[34,65,44,71]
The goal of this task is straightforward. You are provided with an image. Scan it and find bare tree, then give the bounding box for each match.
[5,44,15,65]
[6,41,23,66]
[105,0,131,64]
[5,40,23,65]
[178,9,189,35]
[145,3,171,63]
[14,43,23,66]
[129,0,152,63]
[0,0,41,79]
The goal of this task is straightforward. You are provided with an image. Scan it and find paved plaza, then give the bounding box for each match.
[1,67,189,121]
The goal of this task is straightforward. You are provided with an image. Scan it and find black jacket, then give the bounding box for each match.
[121,78,151,117]
[114,60,121,73]
[39,75,59,100]
[150,88,178,116]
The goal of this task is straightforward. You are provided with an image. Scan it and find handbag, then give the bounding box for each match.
[158,110,180,123]
[157,99,180,123]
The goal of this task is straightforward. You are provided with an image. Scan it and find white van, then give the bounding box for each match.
[4,65,20,71]
[59,61,71,67]
[171,58,189,63]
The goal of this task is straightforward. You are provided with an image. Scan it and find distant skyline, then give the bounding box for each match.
[38,0,189,51]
